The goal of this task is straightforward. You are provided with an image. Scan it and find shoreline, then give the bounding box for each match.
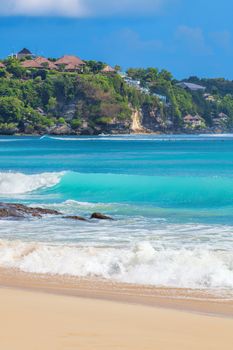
[1,271,233,349]
[1,267,233,318]
[0,131,232,136]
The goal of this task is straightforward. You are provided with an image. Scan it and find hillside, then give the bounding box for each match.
[0,54,233,135]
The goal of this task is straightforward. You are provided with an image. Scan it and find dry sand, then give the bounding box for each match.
[1,269,233,350]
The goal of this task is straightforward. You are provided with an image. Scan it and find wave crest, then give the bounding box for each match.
[0,172,63,194]
[0,240,233,290]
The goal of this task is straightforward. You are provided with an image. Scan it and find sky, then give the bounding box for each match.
[0,0,233,79]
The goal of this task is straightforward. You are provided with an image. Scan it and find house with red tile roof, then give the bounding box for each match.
[17,48,33,60]
[34,57,57,70]
[0,62,5,68]
[55,55,85,71]
[21,60,42,69]
[184,114,204,128]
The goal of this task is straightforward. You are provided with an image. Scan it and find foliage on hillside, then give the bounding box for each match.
[0,58,159,134]
[0,57,233,134]
[127,68,233,129]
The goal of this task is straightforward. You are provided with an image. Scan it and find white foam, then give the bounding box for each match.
[0,172,63,194]
[0,239,233,290]
[47,135,233,142]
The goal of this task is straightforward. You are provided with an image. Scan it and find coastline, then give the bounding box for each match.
[1,267,233,318]
[1,269,233,350]
[1,136,233,349]
[0,130,232,136]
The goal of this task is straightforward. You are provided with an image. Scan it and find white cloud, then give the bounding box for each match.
[0,0,86,17]
[0,0,170,17]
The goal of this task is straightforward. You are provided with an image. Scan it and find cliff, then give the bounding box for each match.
[0,59,233,135]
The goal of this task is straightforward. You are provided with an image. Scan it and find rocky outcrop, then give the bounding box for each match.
[64,215,87,221]
[90,212,114,220]
[141,105,162,132]
[50,124,75,135]
[62,101,77,121]
[0,203,114,222]
[141,105,174,132]
[0,203,61,219]
[131,109,146,133]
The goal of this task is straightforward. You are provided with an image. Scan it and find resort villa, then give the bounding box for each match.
[55,55,85,71]
[101,65,116,73]
[184,114,204,128]
[9,48,86,72]
[16,48,33,60]
[177,82,206,92]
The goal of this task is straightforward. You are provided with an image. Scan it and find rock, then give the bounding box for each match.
[90,212,114,220]
[79,127,95,135]
[64,215,87,221]
[0,203,62,219]
[0,203,113,222]
[50,124,74,135]
[31,206,62,216]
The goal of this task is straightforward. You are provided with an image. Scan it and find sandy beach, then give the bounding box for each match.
[0,269,233,350]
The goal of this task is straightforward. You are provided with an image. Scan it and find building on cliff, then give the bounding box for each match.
[101,65,116,73]
[176,82,206,92]
[55,55,85,71]
[184,114,204,128]
[17,48,34,60]
[21,60,42,69]
[34,57,57,70]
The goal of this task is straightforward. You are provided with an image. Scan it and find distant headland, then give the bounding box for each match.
[0,47,232,135]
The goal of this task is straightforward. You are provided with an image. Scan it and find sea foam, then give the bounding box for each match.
[0,239,233,290]
[0,172,63,194]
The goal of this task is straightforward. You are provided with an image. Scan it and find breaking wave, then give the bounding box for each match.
[2,171,233,209]
[0,239,233,290]
[0,172,63,195]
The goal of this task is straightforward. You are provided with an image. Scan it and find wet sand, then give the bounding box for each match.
[1,268,233,349]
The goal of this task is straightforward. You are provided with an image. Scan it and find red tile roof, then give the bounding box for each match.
[55,55,85,67]
[64,63,82,71]
[0,62,5,68]
[34,57,57,69]
[21,60,42,69]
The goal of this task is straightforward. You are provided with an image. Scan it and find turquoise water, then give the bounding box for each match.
[1,134,233,291]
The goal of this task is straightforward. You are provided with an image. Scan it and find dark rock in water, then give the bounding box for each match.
[0,203,113,223]
[0,203,62,219]
[64,215,87,221]
[90,212,114,220]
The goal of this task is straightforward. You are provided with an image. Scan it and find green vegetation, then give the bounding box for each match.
[0,58,160,134]
[127,68,233,130]
[0,57,232,134]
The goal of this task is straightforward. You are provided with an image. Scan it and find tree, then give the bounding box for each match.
[159,69,173,81]
[84,60,105,74]
[0,96,24,123]
[5,58,26,78]
[114,65,121,72]
[47,97,57,112]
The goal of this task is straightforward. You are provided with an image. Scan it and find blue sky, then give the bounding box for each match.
[0,0,233,79]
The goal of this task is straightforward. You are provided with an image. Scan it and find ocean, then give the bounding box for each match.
[1,134,233,293]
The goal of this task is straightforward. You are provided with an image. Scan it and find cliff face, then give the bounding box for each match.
[44,104,168,135]
[57,103,157,135]
[140,104,173,133]
[131,109,146,133]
